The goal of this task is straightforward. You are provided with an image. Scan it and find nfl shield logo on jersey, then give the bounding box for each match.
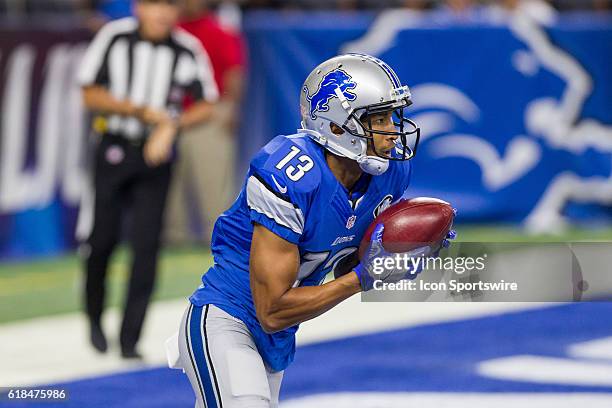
[346,215,357,229]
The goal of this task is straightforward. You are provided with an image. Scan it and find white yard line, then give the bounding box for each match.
[282,392,612,408]
[0,297,551,387]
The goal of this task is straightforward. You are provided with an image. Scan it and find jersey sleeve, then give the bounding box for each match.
[77,23,114,87]
[173,29,219,103]
[77,18,136,87]
[245,139,319,244]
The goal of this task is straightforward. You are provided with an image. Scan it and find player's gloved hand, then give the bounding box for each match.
[443,229,457,248]
[432,207,458,256]
[431,228,457,257]
[354,224,431,291]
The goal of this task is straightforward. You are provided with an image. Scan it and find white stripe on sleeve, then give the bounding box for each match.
[246,176,304,235]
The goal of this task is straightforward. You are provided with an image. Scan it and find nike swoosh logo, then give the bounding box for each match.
[271,175,288,194]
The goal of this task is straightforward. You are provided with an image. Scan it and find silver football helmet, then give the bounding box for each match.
[299,53,420,175]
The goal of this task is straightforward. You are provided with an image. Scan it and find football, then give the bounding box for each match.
[358,197,455,259]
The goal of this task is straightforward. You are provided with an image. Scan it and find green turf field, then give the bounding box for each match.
[0,246,213,324]
[1,225,612,324]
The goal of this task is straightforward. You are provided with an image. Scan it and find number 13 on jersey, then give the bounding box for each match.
[275,146,314,181]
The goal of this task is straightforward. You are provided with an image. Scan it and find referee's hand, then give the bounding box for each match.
[143,121,177,167]
[139,107,171,126]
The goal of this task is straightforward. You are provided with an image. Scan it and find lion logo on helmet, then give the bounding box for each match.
[303,69,357,120]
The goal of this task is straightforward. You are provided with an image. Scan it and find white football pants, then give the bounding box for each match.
[171,303,284,408]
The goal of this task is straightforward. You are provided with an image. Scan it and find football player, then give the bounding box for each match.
[173,54,454,407]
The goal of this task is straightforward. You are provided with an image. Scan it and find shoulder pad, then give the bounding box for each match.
[252,135,322,195]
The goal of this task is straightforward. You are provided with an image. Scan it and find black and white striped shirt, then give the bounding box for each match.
[78,17,218,140]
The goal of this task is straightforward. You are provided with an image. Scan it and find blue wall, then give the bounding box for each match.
[1,11,611,259]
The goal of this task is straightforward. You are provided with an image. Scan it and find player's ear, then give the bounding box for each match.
[330,123,344,135]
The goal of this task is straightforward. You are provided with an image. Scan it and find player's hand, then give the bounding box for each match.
[442,228,457,248]
[429,229,457,258]
[432,208,458,256]
[143,121,177,167]
[353,224,431,291]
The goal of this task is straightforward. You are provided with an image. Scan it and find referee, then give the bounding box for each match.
[77,0,218,358]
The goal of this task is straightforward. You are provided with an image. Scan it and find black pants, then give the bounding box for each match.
[84,134,171,351]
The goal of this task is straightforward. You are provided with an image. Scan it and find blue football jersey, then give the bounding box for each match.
[190,133,412,371]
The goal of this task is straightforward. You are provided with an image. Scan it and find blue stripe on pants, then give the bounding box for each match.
[188,305,218,408]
